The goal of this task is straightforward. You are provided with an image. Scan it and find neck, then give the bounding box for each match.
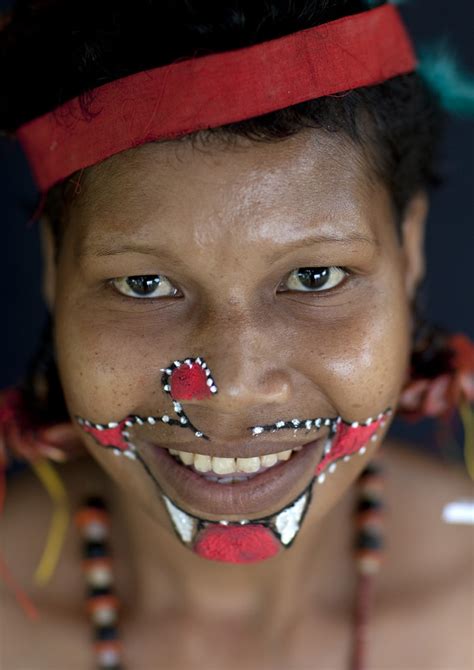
[111,483,355,634]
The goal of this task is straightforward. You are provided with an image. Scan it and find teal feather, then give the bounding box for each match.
[418,42,474,119]
[358,4,473,119]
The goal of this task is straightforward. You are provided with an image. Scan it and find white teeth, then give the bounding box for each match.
[194,454,212,472]
[261,453,278,467]
[179,451,194,466]
[236,457,260,473]
[211,457,235,475]
[169,446,302,475]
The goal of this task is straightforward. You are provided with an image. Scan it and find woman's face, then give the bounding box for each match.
[44,128,426,562]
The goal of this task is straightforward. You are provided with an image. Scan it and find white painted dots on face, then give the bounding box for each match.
[159,357,219,439]
[313,410,392,486]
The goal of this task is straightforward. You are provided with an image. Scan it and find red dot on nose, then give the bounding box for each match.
[169,363,212,400]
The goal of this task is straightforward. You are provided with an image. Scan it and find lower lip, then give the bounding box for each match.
[141,438,327,519]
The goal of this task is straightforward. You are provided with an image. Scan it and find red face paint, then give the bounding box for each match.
[170,362,212,401]
[315,417,384,475]
[79,419,130,452]
[194,524,281,563]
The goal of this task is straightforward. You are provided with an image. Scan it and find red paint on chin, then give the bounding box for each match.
[170,363,212,401]
[315,418,383,475]
[81,420,130,451]
[194,524,280,563]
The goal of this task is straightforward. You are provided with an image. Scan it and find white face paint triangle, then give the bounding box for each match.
[274,491,309,545]
[163,495,197,543]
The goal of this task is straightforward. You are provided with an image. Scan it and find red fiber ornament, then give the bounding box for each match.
[170,363,212,401]
[398,333,474,420]
[194,524,280,563]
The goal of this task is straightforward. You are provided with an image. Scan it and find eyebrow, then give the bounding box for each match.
[79,241,178,260]
[79,232,378,262]
[266,232,378,263]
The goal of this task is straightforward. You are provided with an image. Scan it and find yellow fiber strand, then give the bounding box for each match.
[460,401,474,481]
[29,458,70,586]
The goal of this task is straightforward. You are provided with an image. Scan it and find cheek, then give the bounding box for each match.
[296,282,411,416]
[53,303,171,418]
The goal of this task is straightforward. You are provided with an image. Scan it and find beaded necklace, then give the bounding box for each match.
[74,460,385,670]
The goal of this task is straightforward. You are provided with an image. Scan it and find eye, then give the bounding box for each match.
[282,266,347,292]
[111,275,179,299]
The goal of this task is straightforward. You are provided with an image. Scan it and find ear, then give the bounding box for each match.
[400,190,429,299]
[39,216,57,311]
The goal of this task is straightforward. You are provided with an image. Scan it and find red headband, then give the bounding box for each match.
[16,4,416,194]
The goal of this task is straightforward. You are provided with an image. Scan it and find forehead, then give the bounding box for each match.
[69,128,387,251]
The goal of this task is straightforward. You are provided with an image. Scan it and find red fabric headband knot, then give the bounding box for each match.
[15,4,416,194]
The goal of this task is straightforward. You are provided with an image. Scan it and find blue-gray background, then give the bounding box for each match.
[1,1,472,454]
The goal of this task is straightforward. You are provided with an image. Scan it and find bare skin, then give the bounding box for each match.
[1,129,473,668]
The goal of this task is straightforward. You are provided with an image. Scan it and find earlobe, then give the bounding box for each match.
[401,190,429,299]
[39,217,57,311]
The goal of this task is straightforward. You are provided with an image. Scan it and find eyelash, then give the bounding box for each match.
[108,266,351,302]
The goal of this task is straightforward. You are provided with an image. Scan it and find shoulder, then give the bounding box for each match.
[0,456,110,668]
[379,438,472,576]
[1,454,111,596]
[371,439,473,668]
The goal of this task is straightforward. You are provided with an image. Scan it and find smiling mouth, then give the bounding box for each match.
[141,433,329,519]
[142,435,325,553]
[167,444,303,482]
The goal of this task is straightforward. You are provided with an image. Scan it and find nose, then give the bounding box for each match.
[172,307,293,431]
[211,356,291,411]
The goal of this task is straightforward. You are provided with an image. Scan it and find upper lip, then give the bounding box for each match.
[140,430,330,459]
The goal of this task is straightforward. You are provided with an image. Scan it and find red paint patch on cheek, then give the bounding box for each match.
[194,525,280,563]
[170,363,212,401]
[81,420,130,451]
[315,418,383,475]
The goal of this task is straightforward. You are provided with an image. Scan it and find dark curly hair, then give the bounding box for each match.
[0,0,446,427]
